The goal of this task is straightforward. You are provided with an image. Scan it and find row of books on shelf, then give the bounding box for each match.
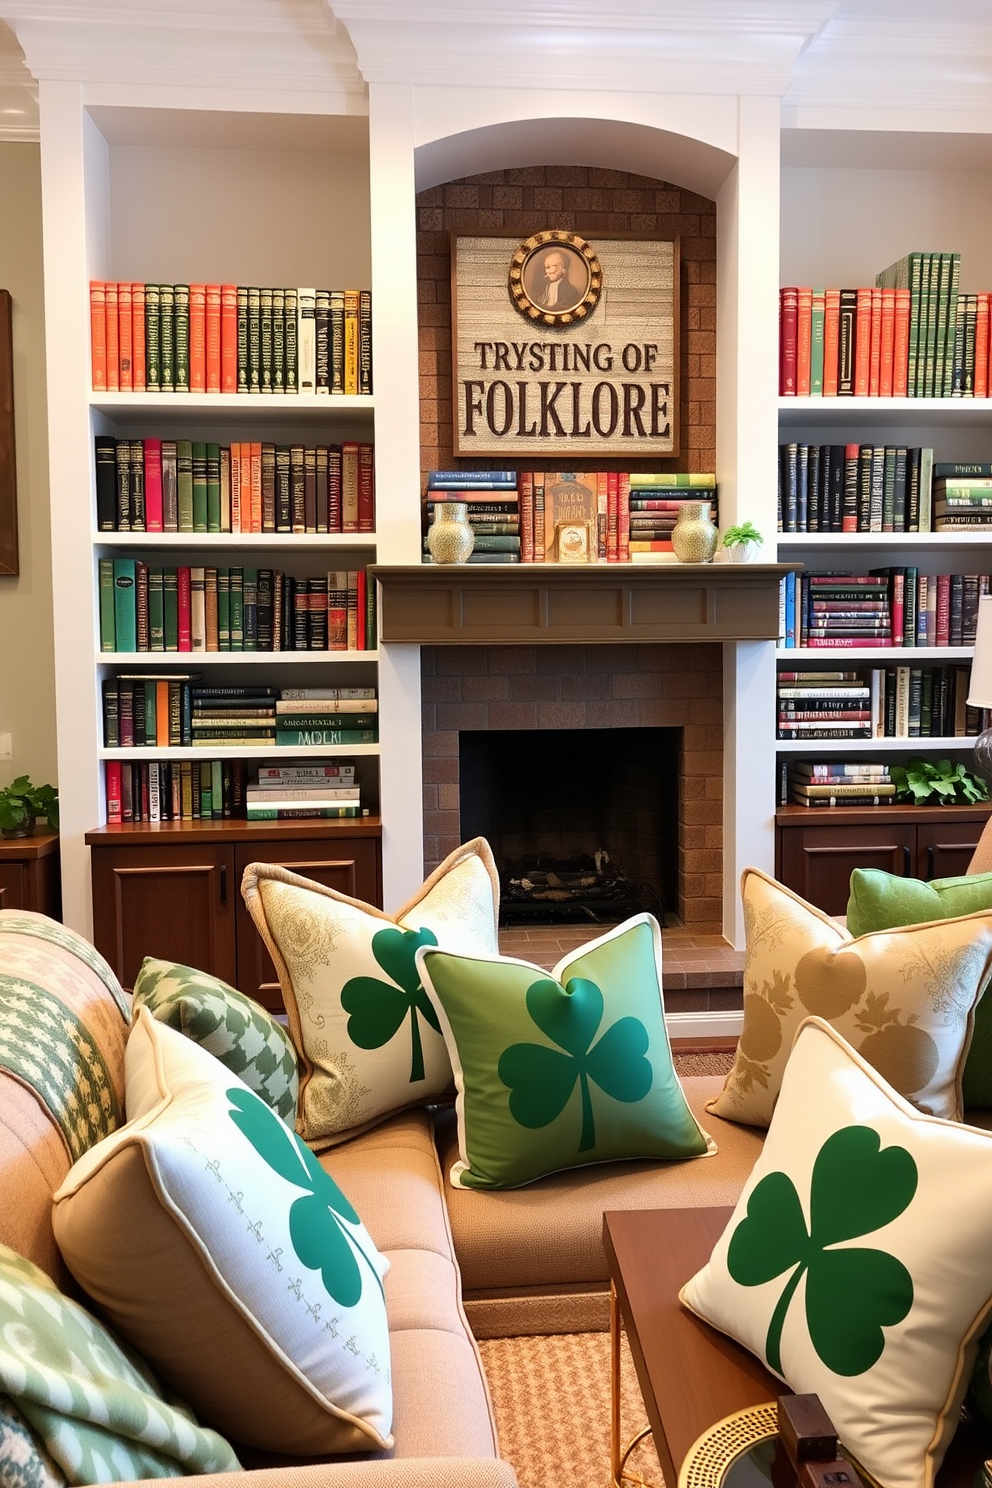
[95,437,374,535]
[423,468,716,564]
[777,760,897,808]
[776,667,989,741]
[780,251,991,398]
[104,758,365,824]
[99,562,375,654]
[778,570,990,649]
[779,449,992,534]
[102,683,379,751]
[89,282,372,396]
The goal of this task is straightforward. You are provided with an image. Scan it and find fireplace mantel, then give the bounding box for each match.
[370,562,798,645]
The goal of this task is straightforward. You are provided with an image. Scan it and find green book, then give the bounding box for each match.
[229,567,244,651]
[145,681,157,744]
[922,254,941,398]
[247,805,361,820]
[274,714,378,730]
[809,288,825,396]
[163,567,179,651]
[217,567,230,650]
[943,254,962,397]
[243,566,258,651]
[176,440,194,530]
[237,287,249,394]
[144,284,161,392]
[260,286,273,393]
[211,759,224,819]
[98,558,116,652]
[148,566,165,651]
[206,443,221,532]
[173,284,190,392]
[200,758,212,818]
[159,283,175,393]
[284,286,298,393]
[248,287,261,394]
[191,441,208,532]
[112,558,137,653]
[274,727,378,746]
[272,287,285,393]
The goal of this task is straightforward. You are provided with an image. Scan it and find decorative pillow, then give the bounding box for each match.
[847,867,992,938]
[0,1397,65,1488]
[417,913,714,1189]
[0,1241,238,1483]
[682,1017,992,1488]
[241,837,500,1147]
[709,868,992,1128]
[52,1010,392,1457]
[132,955,299,1126]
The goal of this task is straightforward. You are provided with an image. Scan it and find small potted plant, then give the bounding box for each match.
[0,776,59,839]
[722,520,764,563]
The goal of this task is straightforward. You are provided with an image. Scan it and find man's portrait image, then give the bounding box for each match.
[524,244,587,312]
[507,231,602,324]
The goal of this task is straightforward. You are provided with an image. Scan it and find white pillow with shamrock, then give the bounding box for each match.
[682,1017,992,1488]
[241,838,500,1148]
[52,1008,392,1458]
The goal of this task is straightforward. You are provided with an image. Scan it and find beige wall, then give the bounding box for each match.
[0,141,56,791]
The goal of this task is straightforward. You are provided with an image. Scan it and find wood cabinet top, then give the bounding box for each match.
[85,818,383,847]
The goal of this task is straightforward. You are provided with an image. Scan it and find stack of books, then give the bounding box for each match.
[105,757,248,824]
[628,473,718,563]
[95,435,374,534]
[247,761,361,820]
[778,443,934,532]
[423,471,520,563]
[787,761,896,808]
[933,469,992,530]
[777,671,873,741]
[274,689,378,748]
[89,282,372,396]
[190,686,277,747]
[781,573,891,649]
[103,672,196,748]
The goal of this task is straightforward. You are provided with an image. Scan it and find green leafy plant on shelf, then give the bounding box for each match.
[889,758,988,807]
[721,521,764,549]
[0,776,59,837]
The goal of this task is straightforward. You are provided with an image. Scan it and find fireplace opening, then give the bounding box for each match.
[458,727,681,927]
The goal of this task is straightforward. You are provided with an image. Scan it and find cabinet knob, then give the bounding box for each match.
[219,863,227,904]
[926,844,934,882]
[902,845,911,877]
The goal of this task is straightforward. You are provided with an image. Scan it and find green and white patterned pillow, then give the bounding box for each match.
[417,913,714,1189]
[0,1397,65,1488]
[0,1242,238,1483]
[132,957,298,1126]
[53,1010,392,1458]
[682,1017,992,1488]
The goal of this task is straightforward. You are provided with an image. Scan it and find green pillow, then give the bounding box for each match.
[846,870,992,1108]
[132,957,298,1126]
[417,913,714,1189]
[0,1243,238,1483]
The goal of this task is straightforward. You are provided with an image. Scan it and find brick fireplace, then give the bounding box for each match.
[421,641,723,933]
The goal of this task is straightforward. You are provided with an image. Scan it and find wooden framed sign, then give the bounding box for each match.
[452,231,679,458]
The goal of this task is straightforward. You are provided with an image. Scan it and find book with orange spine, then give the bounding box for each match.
[131,283,146,391]
[105,281,120,392]
[343,290,359,395]
[854,287,872,396]
[250,442,263,533]
[796,287,812,396]
[868,286,883,397]
[156,680,170,747]
[976,292,991,399]
[205,284,221,393]
[617,471,630,563]
[893,288,911,397]
[879,287,896,398]
[90,281,108,391]
[229,443,242,533]
[220,284,237,393]
[823,288,840,396]
[189,284,206,392]
[118,281,133,392]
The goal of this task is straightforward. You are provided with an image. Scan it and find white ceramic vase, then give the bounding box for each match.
[726,540,761,563]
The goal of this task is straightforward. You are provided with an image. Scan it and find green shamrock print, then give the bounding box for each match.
[498,975,653,1152]
[228,1086,383,1308]
[727,1125,917,1377]
[340,926,440,1083]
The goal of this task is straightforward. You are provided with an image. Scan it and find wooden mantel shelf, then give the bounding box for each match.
[370,562,798,645]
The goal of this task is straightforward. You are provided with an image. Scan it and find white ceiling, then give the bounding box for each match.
[1,1,992,144]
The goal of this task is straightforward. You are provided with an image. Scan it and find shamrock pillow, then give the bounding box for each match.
[0,1242,238,1482]
[52,1009,392,1457]
[241,837,500,1147]
[417,913,714,1189]
[131,955,299,1125]
[710,867,992,1128]
[682,1017,992,1488]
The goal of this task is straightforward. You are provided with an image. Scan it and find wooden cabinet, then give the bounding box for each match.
[87,819,382,1010]
[0,831,62,918]
[775,804,992,917]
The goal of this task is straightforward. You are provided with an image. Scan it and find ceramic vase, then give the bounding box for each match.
[726,540,762,564]
[427,502,475,564]
[671,501,718,564]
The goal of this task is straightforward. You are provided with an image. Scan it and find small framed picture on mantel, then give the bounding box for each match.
[451,230,679,460]
[0,290,17,578]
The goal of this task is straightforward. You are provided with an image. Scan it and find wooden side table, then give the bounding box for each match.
[0,830,61,918]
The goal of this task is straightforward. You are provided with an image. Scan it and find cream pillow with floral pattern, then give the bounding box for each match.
[710,868,992,1129]
[242,839,500,1148]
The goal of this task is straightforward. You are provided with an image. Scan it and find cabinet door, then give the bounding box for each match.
[0,861,28,911]
[233,839,382,1011]
[90,844,237,992]
[777,823,918,917]
[915,819,987,882]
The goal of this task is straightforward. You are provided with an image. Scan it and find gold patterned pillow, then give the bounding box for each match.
[710,868,992,1129]
[241,839,500,1148]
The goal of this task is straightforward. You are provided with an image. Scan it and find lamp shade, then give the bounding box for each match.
[969,596,992,708]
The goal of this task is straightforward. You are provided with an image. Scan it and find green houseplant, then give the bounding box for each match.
[889,758,988,807]
[722,521,764,563]
[0,776,59,838]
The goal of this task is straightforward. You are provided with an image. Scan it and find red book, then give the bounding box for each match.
[868,287,882,398]
[780,287,799,395]
[617,471,630,563]
[889,571,904,647]
[143,438,163,532]
[356,568,367,651]
[842,442,860,532]
[596,471,609,559]
[328,445,343,532]
[177,566,192,651]
[976,292,991,399]
[358,442,375,531]
[118,281,133,392]
[519,471,534,562]
[804,637,892,648]
[823,288,840,396]
[796,287,813,396]
[893,288,911,397]
[105,760,122,825]
[606,472,619,562]
[879,288,896,398]
[105,281,120,392]
[189,284,206,393]
[131,283,146,391]
[220,284,237,393]
[89,282,107,392]
[854,288,872,396]
[935,573,951,646]
[206,284,222,393]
